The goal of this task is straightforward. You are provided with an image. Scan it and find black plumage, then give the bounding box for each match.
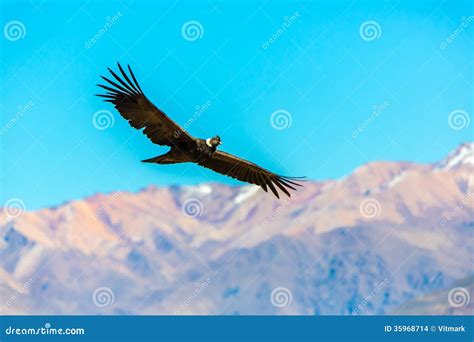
[96,63,305,198]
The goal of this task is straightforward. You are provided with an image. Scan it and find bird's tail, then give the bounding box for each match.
[142,155,177,164]
[141,150,188,164]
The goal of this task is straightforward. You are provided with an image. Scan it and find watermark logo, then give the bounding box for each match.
[352,100,389,138]
[440,16,474,49]
[181,198,204,219]
[0,101,34,136]
[84,12,122,49]
[351,278,390,315]
[359,20,381,41]
[448,287,470,308]
[95,192,120,218]
[0,278,34,313]
[4,21,26,41]
[359,198,381,219]
[270,109,292,130]
[92,110,115,130]
[439,192,472,227]
[270,287,293,308]
[173,100,212,139]
[92,287,115,308]
[181,21,204,42]
[174,278,212,314]
[262,12,300,49]
[448,109,470,130]
[262,198,292,227]
[3,198,26,219]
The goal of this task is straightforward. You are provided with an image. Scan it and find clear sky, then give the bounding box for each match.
[1,0,472,209]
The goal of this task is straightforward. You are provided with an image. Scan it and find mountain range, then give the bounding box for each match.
[0,143,473,315]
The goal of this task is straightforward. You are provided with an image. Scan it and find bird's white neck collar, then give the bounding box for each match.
[206,138,212,147]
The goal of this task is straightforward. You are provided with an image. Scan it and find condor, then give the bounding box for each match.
[97,63,304,198]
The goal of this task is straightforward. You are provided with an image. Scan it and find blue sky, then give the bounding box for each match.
[1,0,472,209]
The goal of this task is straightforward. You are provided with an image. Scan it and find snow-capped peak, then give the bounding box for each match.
[180,184,213,197]
[436,142,474,170]
[234,186,260,204]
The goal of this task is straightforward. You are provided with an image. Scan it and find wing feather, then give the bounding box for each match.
[273,179,291,197]
[127,64,144,93]
[116,64,139,93]
[198,150,304,198]
[97,63,195,148]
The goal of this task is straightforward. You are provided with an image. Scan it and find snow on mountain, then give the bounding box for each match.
[234,186,260,204]
[436,142,474,170]
[0,143,473,315]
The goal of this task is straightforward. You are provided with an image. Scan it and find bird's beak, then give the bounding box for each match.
[219,141,222,145]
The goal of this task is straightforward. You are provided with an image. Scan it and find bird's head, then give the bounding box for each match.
[206,135,222,148]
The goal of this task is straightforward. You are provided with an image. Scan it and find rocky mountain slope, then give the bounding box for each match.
[0,143,472,315]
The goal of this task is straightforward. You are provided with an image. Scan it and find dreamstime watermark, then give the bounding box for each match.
[4,20,26,41]
[262,198,292,227]
[352,100,389,138]
[92,109,115,130]
[5,323,85,336]
[422,272,445,296]
[270,109,292,130]
[92,287,115,308]
[439,192,473,227]
[448,109,470,130]
[440,16,474,50]
[262,12,300,49]
[359,20,382,41]
[448,287,470,308]
[84,12,123,49]
[359,198,381,219]
[174,278,212,314]
[0,101,34,136]
[95,192,120,218]
[181,20,204,41]
[351,278,389,315]
[270,287,293,308]
[0,278,34,313]
[173,100,212,139]
[3,198,26,220]
[181,198,204,219]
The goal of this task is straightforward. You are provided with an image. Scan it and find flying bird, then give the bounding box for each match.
[96,63,304,198]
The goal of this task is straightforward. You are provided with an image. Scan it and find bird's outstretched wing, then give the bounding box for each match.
[198,150,304,198]
[96,63,195,148]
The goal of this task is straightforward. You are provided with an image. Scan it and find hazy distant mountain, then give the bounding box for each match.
[393,276,473,315]
[0,143,473,315]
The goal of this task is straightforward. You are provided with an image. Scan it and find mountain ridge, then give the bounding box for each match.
[0,143,472,315]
